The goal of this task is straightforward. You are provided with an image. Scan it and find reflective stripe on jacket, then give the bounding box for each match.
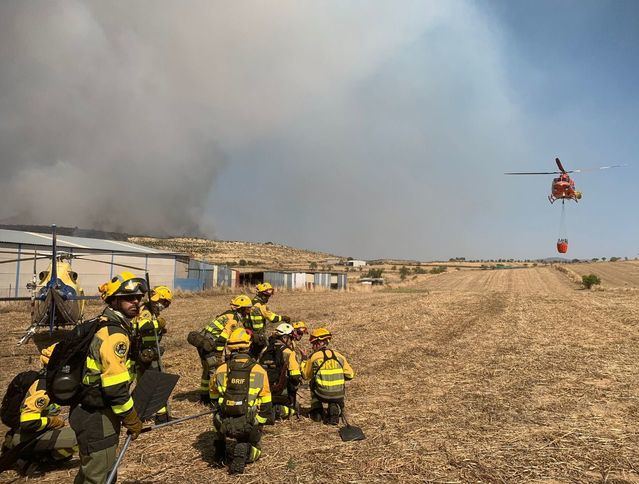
[210,354,272,422]
[82,308,135,416]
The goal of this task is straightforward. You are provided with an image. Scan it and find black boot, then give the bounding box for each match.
[212,439,226,468]
[229,443,248,475]
[328,403,341,425]
[154,413,171,425]
[200,393,211,405]
[309,404,323,423]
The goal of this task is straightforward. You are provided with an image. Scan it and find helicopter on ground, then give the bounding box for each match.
[0,225,145,345]
[505,157,625,204]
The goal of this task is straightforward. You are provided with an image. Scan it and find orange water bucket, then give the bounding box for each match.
[557,239,568,254]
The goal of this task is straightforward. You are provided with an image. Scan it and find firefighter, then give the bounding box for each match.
[302,328,355,425]
[189,295,252,404]
[133,285,173,424]
[0,347,77,473]
[248,283,291,358]
[291,321,309,362]
[259,323,301,420]
[210,328,273,475]
[69,272,145,484]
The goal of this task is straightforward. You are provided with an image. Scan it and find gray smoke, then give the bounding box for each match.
[0,1,438,237]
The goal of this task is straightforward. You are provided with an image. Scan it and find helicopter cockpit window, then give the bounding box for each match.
[69,271,78,283]
[38,271,49,282]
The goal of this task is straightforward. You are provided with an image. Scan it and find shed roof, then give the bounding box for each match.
[0,229,180,256]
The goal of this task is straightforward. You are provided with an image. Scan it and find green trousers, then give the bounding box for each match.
[70,405,121,484]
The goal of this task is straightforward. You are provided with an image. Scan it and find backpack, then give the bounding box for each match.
[259,340,287,395]
[0,370,40,429]
[45,317,120,406]
[220,358,256,418]
[311,349,345,401]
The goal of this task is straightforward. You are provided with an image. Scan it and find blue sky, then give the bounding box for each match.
[1,1,636,260]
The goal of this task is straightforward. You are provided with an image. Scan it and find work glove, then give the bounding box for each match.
[281,315,291,324]
[47,416,65,430]
[156,317,167,330]
[122,408,143,440]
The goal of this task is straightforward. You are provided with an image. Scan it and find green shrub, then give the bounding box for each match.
[582,274,601,289]
[399,266,410,280]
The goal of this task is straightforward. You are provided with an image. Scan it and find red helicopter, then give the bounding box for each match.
[505,157,624,204]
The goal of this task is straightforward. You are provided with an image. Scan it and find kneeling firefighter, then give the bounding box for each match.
[133,285,173,424]
[68,272,145,484]
[259,323,301,420]
[0,346,77,473]
[188,295,253,404]
[302,328,355,425]
[248,283,290,358]
[210,328,273,475]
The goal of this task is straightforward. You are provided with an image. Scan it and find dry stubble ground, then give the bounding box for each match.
[1,267,639,483]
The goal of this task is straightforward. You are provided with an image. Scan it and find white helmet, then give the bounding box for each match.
[275,323,294,336]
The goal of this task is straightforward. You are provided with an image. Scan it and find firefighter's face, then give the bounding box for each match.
[115,294,142,318]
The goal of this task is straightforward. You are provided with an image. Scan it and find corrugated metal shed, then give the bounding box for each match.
[0,229,184,297]
[0,229,172,255]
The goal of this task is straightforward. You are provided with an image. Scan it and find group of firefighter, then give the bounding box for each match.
[0,272,355,482]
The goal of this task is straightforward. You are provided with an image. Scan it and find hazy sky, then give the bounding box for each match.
[1,1,637,260]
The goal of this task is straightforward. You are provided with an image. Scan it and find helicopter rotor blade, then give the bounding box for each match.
[570,164,627,173]
[72,257,146,272]
[0,256,51,265]
[555,158,567,173]
[504,171,562,175]
[0,297,33,302]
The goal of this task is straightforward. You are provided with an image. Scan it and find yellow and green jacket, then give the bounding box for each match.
[302,348,354,400]
[250,294,283,330]
[133,303,166,350]
[18,377,61,433]
[210,354,273,424]
[203,309,247,353]
[81,308,136,417]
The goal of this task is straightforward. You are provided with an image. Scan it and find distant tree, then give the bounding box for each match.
[625,257,628,261]
[365,268,384,279]
[239,259,247,266]
[413,266,426,274]
[601,257,607,261]
[571,259,580,263]
[429,266,447,274]
[591,258,599,262]
[391,265,397,271]
[610,257,620,262]
[582,274,601,289]
[399,266,410,280]
[347,257,353,261]
[310,261,318,269]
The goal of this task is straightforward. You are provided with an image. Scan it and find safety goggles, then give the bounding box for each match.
[115,278,148,297]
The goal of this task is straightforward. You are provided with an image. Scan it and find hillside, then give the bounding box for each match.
[129,236,342,269]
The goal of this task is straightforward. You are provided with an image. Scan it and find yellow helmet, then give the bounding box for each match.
[98,272,147,301]
[293,321,308,333]
[227,328,252,351]
[151,285,173,303]
[309,327,332,343]
[256,282,274,293]
[230,294,252,309]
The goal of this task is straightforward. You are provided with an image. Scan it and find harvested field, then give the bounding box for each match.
[1,266,639,483]
[568,261,639,289]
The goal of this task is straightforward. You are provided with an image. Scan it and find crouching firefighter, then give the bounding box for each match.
[67,272,145,484]
[302,328,355,425]
[133,285,173,424]
[188,295,252,404]
[259,323,301,420]
[249,283,291,358]
[210,328,273,475]
[0,346,77,473]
